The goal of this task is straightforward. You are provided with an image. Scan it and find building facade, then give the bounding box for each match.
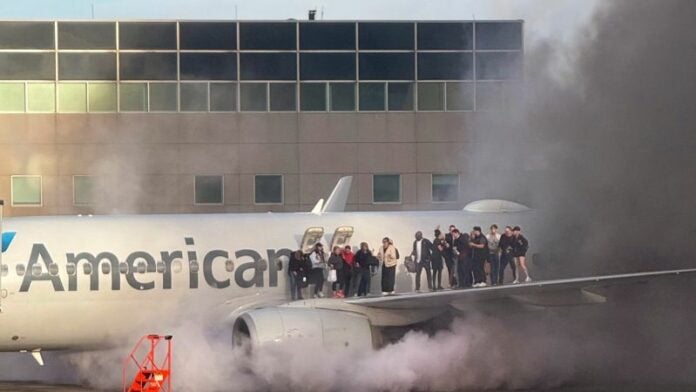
[0,20,523,216]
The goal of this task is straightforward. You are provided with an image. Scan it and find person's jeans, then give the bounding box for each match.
[289,272,303,300]
[444,252,457,287]
[457,254,473,288]
[473,258,485,284]
[312,268,325,295]
[357,268,371,296]
[432,268,442,289]
[415,261,432,291]
[381,265,396,292]
[499,253,515,284]
[488,253,500,285]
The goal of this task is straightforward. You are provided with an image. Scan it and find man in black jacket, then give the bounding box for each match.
[444,225,458,288]
[469,226,489,287]
[498,226,517,284]
[411,231,433,292]
[513,226,532,283]
[453,229,472,288]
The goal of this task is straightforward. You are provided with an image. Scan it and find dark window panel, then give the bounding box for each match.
[180,83,208,112]
[180,22,236,50]
[299,22,355,50]
[373,174,400,203]
[418,52,473,80]
[359,82,385,111]
[240,83,267,111]
[330,83,355,111]
[475,22,523,50]
[239,22,296,50]
[58,22,115,49]
[59,53,116,80]
[180,53,237,81]
[300,83,326,111]
[359,22,413,50]
[240,53,296,81]
[0,53,54,80]
[446,82,474,110]
[417,22,472,50]
[359,53,414,80]
[476,52,522,80]
[418,82,444,111]
[387,82,414,111]
[300,53,355,80]
[210,83,237,111]
[255,175,283,204]
[120,53,177,80]
[149,83,178,111]
[269,83,296,111]
[119,22,176,50]
[0,22,54,49]
[195,175,223,204]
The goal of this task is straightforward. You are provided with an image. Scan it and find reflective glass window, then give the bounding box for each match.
[239,22,296,50]
[359,82,385,111]
[300,22,355,50]
[240,53,296,81]
[0,22,54,49]
[269,83,296,111]
[240,83,267,111]
[373,174,400,203]
[149,83,178,111]
[359,23,413,50]
[432,174,459,202]
[180,22,236,50]
[195,175,223,205]
[120,53,177,80]
[210,83,237,112]
[446,82,474,111]
[418,52,473,80]
[0,53,54,80]
[180,53,237,81]
[58,83,87,113]
[387,82,414,111]
[475,22,523,50]
[476,82,520,111]
[27,83,55,112]
[417,82,444,111]
[119,83,147,112]
[119,22,176,50]
[88,83,117,112]
[255,175,283,204]
[359,53,414,80]
[58,22,115,49]
[300,83,326,111]
[180,83,208,112]
[59,53,117,80]
[329,82,355,111]
[0,83,25,112]
[476,52,522,80]
[417,22,472,50]
[74,175,95,206]
[11,176,42,206]
[300,53,355,80]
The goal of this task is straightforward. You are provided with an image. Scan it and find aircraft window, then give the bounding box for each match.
[101,263,110,275]
[257,259,268,272]
[136,261,147,274]
[171,260,183,273]
[83,263,92,275]
[16,264,25,276]
[32,264,42,277]
[275,260,283,271]
[48,264,59,276]
[156,262,166,273]
[119,262,129,274]
[189,261,200,273]
[66,264,76,276]
[225,259,234,272]
[1,264,8,277]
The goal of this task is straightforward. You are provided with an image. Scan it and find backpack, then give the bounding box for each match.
[395,247,400,259]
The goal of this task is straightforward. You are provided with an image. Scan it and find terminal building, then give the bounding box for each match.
[0,19,523,216]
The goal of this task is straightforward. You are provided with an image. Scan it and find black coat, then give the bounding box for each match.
[431,239,445,269]
[411,239,433,264]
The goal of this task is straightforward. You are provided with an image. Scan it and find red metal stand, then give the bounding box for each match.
[123,334,173,392]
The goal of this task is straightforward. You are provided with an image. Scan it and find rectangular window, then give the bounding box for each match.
[73,175,95,206]
[330,83,355,111]
[120,53,177,81]
[0,22,54,49]
[476,52,523,80]
[240,53,296,81]
[359,53,414,80]
[0,53,55,80]
[149,83,178,112]
[119,22,177,50]
[300,83,326,111]
[239,83,267,112]
[88,83,117,112]
[59,53,117,81]
[194,175,223,205]
[119,83,147,112]
[418,53,473,80]
[387,82,414,111]
[239,22,296,50]
[359,23,413,50]
[300,53,356,80]
[210,83,237,112]
[11,175,42,206]
[180,83,208,112]
[373,174,400,203]
[432,174,459,202]
[300,22,355,50]
[254,175,283,204]
[0,83,25,112]
[180,53,237,81]
[58,83,87,113]
[417,82,444,111]
[180,22,236,50]
[476,82,518,111]
[446,82,474,111]
[417,22,473,50]
[359,82,385,111]
[27,83,55,113]
[58,22,116,49]
[475,22,523,50]
[269,83,296,111]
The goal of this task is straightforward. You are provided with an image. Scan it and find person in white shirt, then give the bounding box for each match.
[486,224,502,286]
[410,231,433,292]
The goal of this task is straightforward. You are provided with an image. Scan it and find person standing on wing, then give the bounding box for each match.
[378,237,398,295]
[411,231,433,292]
[309,243,327,297]
[512,226,532,283]
[486,224,501,286]
[469,226,489,287]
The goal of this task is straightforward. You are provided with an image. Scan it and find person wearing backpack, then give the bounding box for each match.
[378,237,398,295]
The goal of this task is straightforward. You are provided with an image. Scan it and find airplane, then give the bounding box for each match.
[0,176,694,367]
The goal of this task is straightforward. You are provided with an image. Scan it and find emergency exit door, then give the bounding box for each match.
[330,226,354,251]
[301,227,325,253]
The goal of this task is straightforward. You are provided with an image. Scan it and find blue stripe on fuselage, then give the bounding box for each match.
[2,232,16,252]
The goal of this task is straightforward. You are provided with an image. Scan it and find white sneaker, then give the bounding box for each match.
[382,291,389,296]
[317,292,325,298]
[390,291,396,295]
[512,279,519,284]
[525,276,533,283]
[479,282,487,287]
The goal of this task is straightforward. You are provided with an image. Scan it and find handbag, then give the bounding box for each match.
[327,269,338,283]
[404,256,417,273]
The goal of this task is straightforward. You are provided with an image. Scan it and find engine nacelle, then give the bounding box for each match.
[232,307,375,351]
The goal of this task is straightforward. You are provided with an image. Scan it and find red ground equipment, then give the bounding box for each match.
[123,334,173,392]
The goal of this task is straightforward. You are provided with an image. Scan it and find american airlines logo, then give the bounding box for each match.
[2,232,16,253]
[12,237,291,293]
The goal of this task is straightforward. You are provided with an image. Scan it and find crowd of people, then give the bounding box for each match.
[287,224,531,300]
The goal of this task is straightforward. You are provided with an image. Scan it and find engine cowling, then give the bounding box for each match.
[232,307,375,350]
